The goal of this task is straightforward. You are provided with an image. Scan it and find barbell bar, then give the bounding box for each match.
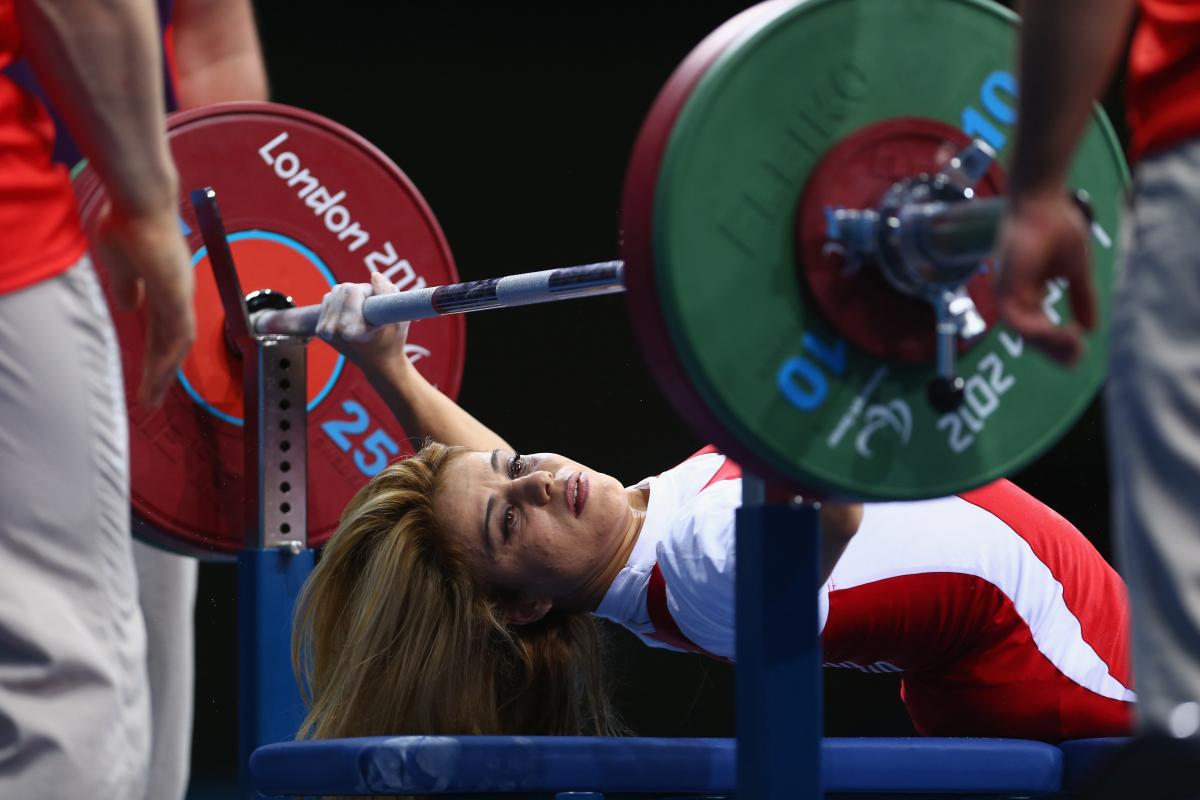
[249,190,1013,339]
[251,260,627,336]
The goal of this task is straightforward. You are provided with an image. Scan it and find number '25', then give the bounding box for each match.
[321,400,400,476]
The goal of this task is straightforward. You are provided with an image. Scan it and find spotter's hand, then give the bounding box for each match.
[97,203,196,407]
[995,191,1097,365]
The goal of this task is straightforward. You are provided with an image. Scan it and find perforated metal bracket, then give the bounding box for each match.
[192,187,310,550]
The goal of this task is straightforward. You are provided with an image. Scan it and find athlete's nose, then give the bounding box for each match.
[514,471,553,506]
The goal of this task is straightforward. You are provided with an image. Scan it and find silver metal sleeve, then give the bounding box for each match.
[251,305,322,336]
[916,196,1006,268]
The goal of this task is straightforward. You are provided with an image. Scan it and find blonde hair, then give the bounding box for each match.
[292,441,624,740]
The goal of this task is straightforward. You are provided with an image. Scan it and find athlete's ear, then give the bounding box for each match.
[503,594,552,626]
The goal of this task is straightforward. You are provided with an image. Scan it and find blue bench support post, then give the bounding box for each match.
[238,547,314,792]
[736,476,822,799]
[233,337,317,798]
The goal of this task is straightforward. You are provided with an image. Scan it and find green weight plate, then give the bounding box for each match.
[622,0,1126,499]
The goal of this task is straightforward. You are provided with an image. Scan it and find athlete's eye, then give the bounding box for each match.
[502,506,516,541]
[508,453,527,479]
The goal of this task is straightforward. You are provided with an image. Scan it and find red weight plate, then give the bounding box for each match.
[74,102,465,558]
[796,117,1005,363]
[621,0,801,489]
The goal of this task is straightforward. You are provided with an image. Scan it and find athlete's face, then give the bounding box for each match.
[434,449,637,622]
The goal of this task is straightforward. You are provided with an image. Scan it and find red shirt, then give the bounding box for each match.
[1127,0,1200,161]
[822,481,1132,741]
[599,448,1134,742]
[0,0,88,294]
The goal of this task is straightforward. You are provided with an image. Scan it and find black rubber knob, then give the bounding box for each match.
[1071,189,1095,226]
[245,288,294,313]
[226,289,295,356]
[927,375,966,413]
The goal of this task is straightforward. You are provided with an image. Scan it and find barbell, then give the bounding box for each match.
[73,0,1126,558]
[250,261,628,335]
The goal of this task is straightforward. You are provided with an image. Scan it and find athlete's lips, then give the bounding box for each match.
[567,472,589,517]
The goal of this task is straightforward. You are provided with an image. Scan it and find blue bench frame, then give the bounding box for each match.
[250,735,1099,798]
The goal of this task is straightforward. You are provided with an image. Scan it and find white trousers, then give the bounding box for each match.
[1109,137,1200,738]
[0,257,150,798]
[133,539,196,800]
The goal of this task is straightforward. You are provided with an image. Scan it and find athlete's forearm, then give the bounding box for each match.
[171,0,269,108]
[1008,0,1135,200]
[819,502,862,585]
[17,0,177,218]
[364,357,514,454]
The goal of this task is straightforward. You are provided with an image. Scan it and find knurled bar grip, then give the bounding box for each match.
[251,261,626,336]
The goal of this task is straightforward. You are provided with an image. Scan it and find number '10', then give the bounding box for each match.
[961,70,1016,151]
[777,333,846,411]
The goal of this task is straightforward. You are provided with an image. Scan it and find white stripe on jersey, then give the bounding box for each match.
[824,495,1136,703]
[595,450,730,636]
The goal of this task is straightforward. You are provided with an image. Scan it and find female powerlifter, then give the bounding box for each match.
[292,274,1135,744]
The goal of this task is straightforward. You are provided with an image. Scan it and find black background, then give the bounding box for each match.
[189,0,1126,780]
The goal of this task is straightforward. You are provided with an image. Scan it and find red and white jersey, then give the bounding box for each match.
[595,447,1135,741]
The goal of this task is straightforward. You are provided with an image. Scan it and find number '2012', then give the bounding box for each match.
[936,351,1017,454]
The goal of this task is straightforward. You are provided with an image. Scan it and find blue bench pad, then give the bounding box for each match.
[1059,737,1130,791]
[250,736,1064,797]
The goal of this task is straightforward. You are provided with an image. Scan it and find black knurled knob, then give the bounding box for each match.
[245,288,294,313]
[226,289,295,356]
[927,375,966,413]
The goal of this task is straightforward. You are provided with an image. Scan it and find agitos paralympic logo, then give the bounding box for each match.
[854,399,913,459]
